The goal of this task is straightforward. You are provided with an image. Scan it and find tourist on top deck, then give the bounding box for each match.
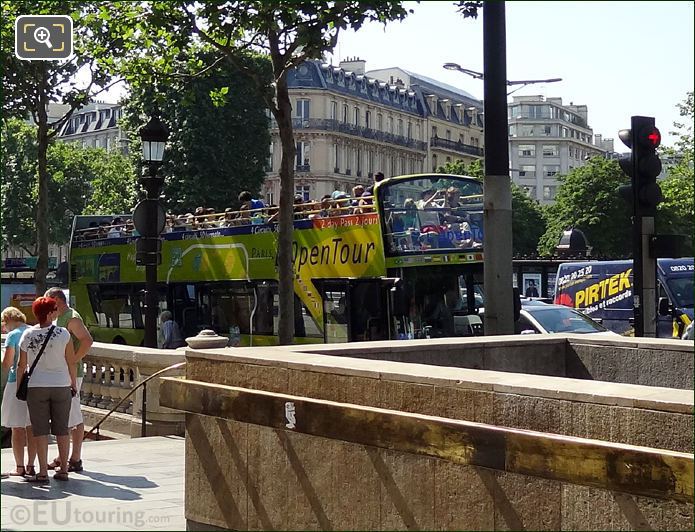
[238,191,265,212]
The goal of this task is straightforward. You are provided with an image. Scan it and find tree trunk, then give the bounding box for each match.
[275,74,296,345]
[34,67,50,297]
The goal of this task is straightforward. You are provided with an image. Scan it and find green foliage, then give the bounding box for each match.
[437,159,546,255]
[122,49,272,214]
[1,119,37,251]
[657,175,694,255]
[538,158,632,258]
[1,119,136,250]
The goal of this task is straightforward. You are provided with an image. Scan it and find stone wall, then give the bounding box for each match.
[170,346,693,530]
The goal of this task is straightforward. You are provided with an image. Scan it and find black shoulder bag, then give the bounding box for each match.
[16,325,55,402]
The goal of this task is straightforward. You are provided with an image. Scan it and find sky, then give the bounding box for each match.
[325,1,694,148]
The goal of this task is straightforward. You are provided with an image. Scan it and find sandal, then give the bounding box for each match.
[47,457,61,469]
[25,473,49,483]
[68,459,83,472]
[25,465,36,477]
[53,471,69,482]
[7,465,25,477]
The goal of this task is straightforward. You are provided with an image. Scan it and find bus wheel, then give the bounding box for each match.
[113,336,127,345]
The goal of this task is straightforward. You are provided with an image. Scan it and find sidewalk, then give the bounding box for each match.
[1,436,185,531]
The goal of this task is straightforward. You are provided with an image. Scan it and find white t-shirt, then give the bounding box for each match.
[19,325,71,387]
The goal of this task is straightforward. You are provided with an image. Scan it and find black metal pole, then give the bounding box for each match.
[482,1,514,334]
[141,381,147,438]
[143,163,159,348]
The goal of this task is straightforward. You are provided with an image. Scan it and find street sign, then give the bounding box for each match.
[133,199,165,237]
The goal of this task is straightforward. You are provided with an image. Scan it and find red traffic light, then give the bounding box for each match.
[638,126,661,149]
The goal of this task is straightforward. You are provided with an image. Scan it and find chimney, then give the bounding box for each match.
[339,56,366,75]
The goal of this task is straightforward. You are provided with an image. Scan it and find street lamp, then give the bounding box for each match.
[443,62,562,95]
[135,114,169,348]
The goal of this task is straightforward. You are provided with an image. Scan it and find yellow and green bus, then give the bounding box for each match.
[68,173,485,346]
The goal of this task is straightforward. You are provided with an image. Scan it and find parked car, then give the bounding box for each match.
[480,300,615,336]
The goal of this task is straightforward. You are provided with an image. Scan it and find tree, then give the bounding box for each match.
[538,157,632,258]
[99,0,411,344]
[2,1,121,294]
[2,118,137,253]
[657,92,694,255]
[437,159,546,256]
[122,48,272,214]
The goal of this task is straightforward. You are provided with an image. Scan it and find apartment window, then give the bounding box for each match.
[543,185,557,200]
[518,165,536,177]
[354,106,360,126]
[357,148,362,174]
[432,126,438,138]
[561,127,569,138]
[459,133,465,144]
[542,145,558,157]
[342,104,348,124]
[568,146,574,158]
[388,116,394,134]
[365,111,371,129]
[400,157,406,174]
[330,101,338,120]
[520,125,535,136]
[295,185,311,202]
[398,119,403,137]
[368,150,374,173]
[296,141,310,169]
[346,146,352,173]
[543,125,552,136]
[377,113,383,131]
[445,156,451,164]
[518,144,535,157]
[267,141,274,171]
[267,191,275,205]
[543,165,560,177]
[432,154,438,172]
[407,121,412,139]
[333,144,340,172]
[391,156,397,176]
[445,129,451,141]
[524,186,537,199]
[415,124,421,141]
[296,99,310,120]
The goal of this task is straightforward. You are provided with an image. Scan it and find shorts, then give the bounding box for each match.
[0,381,31,428]
[26,386,72,437]
[68,377,84,428]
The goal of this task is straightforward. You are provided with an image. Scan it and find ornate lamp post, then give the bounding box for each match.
[135,114,169,348]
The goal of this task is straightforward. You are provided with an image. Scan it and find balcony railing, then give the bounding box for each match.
[430,136,484,157]
[272,117,428,152]
[296,164,311,173]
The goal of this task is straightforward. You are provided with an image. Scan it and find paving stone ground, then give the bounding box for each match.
[1,436,185,531]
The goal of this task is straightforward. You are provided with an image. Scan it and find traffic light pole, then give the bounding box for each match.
[641,216,657,337]
[482,1,514,335]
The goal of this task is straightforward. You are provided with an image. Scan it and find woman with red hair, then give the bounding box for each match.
[16,296,77,483]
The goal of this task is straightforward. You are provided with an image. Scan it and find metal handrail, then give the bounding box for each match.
[85,361,186,440]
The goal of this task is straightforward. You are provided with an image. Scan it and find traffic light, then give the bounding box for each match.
[618,116,663,216]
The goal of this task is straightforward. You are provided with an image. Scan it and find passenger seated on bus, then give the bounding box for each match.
[222,208,236,227]
[351,185,365,210]
[357,192,374,214]
[313,195,332,218]
[403,198,419,229]
[267,205,279,223]
[447,222,475,249]
[331,191,350,215]
[237,204,251,224]
[238,190,265,211]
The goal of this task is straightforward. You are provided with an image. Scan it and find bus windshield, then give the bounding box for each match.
[378,174,483,255]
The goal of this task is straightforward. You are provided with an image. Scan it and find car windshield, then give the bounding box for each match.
[667,277,694,308]
[527,306,607,333]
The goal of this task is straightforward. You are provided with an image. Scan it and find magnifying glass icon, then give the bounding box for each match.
[33,26,53,49]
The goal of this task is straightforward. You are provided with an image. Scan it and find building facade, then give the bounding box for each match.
[508,95,610,203]
[263,58,484,203]
[58,102,128,153]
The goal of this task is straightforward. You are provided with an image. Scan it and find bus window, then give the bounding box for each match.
[254,282,276,336]
[323,289,348,343]
[350,281,387,341]
[295,296,322,338]
[88,284,142,329]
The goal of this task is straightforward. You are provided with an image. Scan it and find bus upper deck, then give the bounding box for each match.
[68,174,485,346]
